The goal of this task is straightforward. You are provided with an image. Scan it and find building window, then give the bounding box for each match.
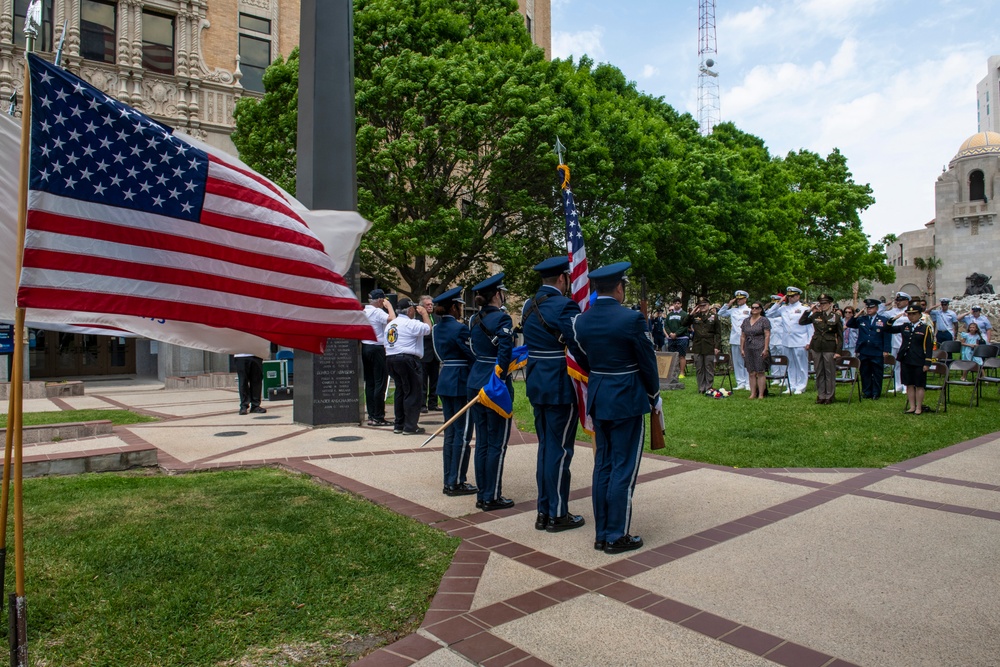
[970,170,986,202]
[142,11,175,75]
[14,0,53,52]
[80,0,117,64]
[239,13,272,93]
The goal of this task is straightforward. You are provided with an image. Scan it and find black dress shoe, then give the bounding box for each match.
[546,514,585,533]
[594,540,606,551]
[443,483,478,497]
[420,407,429,414]
[250,406,267,413]
[604,535,643,554]
[475,500,484,509]
[481,497,515,511]
[430,405,442,411]
[535,513,550,530]
[239,408,248,415]
[401,427,426,435]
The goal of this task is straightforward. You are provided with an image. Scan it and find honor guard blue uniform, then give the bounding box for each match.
[844,298,891,399]
[522,257,586,533]
[432,287,478,497]
[572,262,660,555]
[467,273,516,511]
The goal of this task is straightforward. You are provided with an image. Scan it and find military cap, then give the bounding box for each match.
[817,293,833,303]
[369,288,386,300]
[396,297,415,310]
[589,262,631,286]
[770,294,784,300]
[864,298,880,307]
[697,298,710,306]
[433,286,465,305]
[895,291,911,301]
[734,290,749,298]
[940,298,951,304]
[905,304,923,314]
[532,256,570,278]
[786,286,802,295]
[471,273,507,293]
[972,305,982,311]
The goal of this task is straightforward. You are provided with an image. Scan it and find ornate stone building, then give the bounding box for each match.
[1,0,301,155]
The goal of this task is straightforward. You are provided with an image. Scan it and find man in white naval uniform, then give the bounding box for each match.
[717,290,751,390]
[883,292,909,394]
[766,294,786,383]
[766,287,812,394]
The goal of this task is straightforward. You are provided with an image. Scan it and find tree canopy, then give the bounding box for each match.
[231,0,894,300]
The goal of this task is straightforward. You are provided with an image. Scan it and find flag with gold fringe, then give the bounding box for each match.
[478,370,513,419]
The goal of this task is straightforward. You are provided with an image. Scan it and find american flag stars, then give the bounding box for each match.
[29,61,208,223]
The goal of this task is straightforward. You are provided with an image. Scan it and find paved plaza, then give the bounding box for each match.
[3,381,1000,667]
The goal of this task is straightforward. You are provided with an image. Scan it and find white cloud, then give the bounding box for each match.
[641,64,659,78]
[552,27,606,61]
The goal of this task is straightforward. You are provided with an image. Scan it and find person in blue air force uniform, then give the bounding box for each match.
[522,256,586,533]
[467,273,516,512]
[432,286,478,497]
[843,298,891,399]
[571,262,660,555]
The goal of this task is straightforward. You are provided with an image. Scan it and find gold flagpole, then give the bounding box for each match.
[419,395,479,448]
[5,7,38,663]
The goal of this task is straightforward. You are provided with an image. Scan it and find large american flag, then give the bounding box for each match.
[17,54,373,354]
[557,164,592,434]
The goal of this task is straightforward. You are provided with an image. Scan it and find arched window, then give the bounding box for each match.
[970,170,986,201]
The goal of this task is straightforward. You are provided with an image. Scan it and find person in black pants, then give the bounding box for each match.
[420,294,440,412]
[385,297,433,435]
[844,299,891,399]
[234,354,266,415]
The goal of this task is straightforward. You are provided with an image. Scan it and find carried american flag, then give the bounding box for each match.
[17,54,373,354]
[557,163,592,435]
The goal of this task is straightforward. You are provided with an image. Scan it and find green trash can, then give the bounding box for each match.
[262,359,288,397]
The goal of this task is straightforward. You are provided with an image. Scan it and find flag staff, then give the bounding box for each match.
[2,2,40,663]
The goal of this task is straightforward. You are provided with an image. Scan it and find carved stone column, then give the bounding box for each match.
[1,0,14,43]
[129,0,142,69]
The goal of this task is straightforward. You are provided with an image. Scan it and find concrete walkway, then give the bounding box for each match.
[7,385,1000,667]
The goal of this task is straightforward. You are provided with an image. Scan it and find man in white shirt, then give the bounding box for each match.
[362,289,395,426]
[765,286,812,394]
[883,292,909,394]
[717,290,751,390]
[385,297,432,435]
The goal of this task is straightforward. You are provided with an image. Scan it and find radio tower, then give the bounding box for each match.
[698,0,720,135]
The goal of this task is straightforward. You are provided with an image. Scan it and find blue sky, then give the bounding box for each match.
[551,0,997,242]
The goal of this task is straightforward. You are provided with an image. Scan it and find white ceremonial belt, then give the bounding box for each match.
[475,357,497,363]
[591,366,639,376]
[441,360,469,367]
[529,351,565,359]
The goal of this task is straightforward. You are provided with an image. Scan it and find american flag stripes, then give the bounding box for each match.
[17,54,373,354]
[557,163,592,435]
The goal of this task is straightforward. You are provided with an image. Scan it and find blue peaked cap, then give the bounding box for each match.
[472,273,506,293]
[589,261,631,284]
[433,286,465,304]
[533,256,570,277]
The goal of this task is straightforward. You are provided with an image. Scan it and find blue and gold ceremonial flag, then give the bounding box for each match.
[506,345,529,375]
[478,371,513,419]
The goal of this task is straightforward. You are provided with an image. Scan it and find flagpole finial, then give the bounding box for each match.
[554,136,566,165]
[23,0,42,43]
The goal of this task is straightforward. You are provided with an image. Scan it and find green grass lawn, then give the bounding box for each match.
[5,468,458,667]
[0,409,158,428]
[512,378,1000,469]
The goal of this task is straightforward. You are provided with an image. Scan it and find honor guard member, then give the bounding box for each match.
[885,304,935,414]
[385,298,432,435]
[799,294,842,404]
[845,298,891,399]
[682,299,721,393]
[468,273,516,511]
[432,287,478,497]
[766,287,812,394]
[522,256,586,533]
[717,290,752,390]
[572,262,660,555]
